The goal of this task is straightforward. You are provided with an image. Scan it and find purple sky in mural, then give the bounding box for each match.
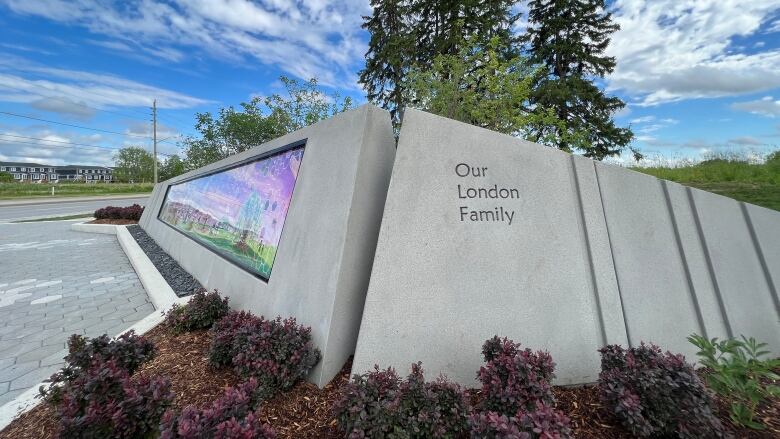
[164,147,304,246]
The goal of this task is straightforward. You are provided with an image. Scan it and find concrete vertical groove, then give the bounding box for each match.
[569,155,607,346]
[686,187,734,338]
[592,162,632,347]
[740,203,780,316]
[662,181,707,337]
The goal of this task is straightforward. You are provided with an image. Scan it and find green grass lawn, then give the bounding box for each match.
[0,182,155,199]
[631,152,780,212]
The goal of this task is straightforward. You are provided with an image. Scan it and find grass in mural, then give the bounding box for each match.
[159,146,303,278]
[178,223,277,275]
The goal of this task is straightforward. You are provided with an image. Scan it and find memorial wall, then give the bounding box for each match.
[352,109,780,385]
[140,105,396,386]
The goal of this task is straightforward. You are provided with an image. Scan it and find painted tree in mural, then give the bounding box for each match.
[237,192,264,246]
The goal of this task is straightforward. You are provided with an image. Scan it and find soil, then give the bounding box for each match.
[87,218,139,225]
[1,326,777,439]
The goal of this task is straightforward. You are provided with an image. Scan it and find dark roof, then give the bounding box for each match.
[61,165,112,170]
[0,161,47,167]
[1,162,112,171]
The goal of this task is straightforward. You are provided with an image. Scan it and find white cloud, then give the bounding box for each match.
[0,54,210,112]
[0,128,119,165]
[731,96,780,117]
[728,136,764,145]
[28,97,95,119]
[607,1,780,105]
[0,0,371,89]
[629,116,655,124]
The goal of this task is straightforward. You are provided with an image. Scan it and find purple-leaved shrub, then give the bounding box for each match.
[41,331,155,403]
[57,359,173,439]
[469,400,572,439]
[334,363,470,438]
[208,311,320,397]
[94,204,144,220]
[598,343,725,438]
[164,289,229,334]
[477,336,556,416]
[159,378,275,439]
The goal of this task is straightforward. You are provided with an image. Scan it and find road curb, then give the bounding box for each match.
[70,221,118,234]
[0,194,150,207]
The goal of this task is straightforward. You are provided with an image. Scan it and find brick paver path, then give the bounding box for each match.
[0,221,153,405]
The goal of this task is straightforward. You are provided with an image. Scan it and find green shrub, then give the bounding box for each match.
[689,334,780,429]
[164,289,229,334]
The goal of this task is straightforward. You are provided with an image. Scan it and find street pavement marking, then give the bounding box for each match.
[30,295,62,305]
[90,277,115,284]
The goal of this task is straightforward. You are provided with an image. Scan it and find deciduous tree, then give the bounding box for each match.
[403,37,560,137]
[113,146,154,183]
[181,76,351,169]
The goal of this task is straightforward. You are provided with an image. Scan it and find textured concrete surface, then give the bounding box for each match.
[0,221,153,405]
[353,109,780,386]
[139,104,396,387]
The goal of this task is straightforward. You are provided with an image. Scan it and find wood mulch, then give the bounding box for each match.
[1,326,777,438]
[87,218,139,225]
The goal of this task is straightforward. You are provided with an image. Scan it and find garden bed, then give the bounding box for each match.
[88,218,139,225]
[1,322,776,438]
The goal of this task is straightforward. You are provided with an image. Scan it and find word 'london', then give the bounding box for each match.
[455,163,518,225]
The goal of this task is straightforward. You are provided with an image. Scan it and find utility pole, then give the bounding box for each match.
[152,99,158,184]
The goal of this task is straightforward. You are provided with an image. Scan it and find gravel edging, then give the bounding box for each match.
[127,225,202,297]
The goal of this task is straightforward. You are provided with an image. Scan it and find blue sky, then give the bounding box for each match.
[0,0,778,167]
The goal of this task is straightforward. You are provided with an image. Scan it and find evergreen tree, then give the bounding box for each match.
[525,0,636,160]
[360,0,520,128]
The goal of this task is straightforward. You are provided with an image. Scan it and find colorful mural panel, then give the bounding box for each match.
[158,145,305,279]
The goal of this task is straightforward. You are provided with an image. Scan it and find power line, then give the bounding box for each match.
[0,138,122,154]
[0,111,153,139]
[0,133,172,156]
[1,84,154,124]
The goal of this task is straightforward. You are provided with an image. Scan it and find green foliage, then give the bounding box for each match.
[688,334,780,430]
[632,150,780,212]
[524,0,635,160]
[0,182,153,199]
[181,76,351,169]
[403,36,560,137]
[113,146,155,183]
[0,171,13,182]
[159,154,187,181]
[361,0,520,127]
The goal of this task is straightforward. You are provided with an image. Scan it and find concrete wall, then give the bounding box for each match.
[352,109,780,386]
[140,105,396,387]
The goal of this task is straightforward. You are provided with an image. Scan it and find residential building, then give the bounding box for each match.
[0,161,113,182]
[0,162,58,182]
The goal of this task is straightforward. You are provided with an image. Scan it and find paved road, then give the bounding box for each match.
[0,221,153,405]
[0,196,148,222]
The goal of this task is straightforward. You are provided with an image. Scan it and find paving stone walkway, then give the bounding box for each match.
[0,221,154,405]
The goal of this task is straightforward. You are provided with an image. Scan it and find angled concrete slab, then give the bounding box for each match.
[139,105,396,387]
[353,109,780,386]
